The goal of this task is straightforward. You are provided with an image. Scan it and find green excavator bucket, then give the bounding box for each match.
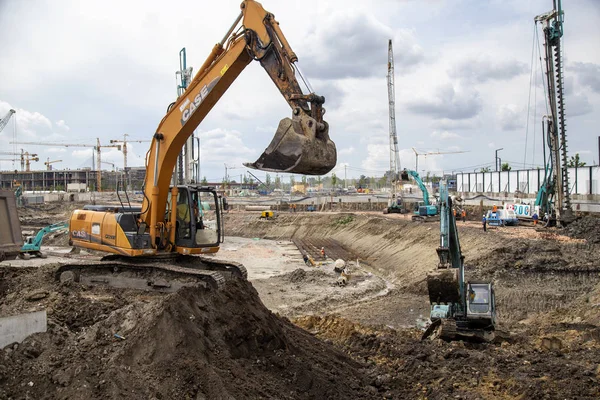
[244,113,336,176]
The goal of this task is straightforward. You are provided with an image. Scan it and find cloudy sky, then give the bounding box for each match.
[0,0,598,182]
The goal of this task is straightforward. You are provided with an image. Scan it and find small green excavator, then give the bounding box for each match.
[422,179,496,342]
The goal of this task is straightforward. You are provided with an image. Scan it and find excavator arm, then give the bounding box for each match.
[142,0,336,243]
[402,169,430,205]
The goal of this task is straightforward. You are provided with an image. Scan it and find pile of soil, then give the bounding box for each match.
[295,315,600,399]
[0,265,375,399]
[565,216,600,244]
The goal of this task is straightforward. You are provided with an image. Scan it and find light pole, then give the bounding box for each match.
[495,148,504,171]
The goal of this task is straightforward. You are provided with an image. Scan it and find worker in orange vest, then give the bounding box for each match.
[461,209,466,223]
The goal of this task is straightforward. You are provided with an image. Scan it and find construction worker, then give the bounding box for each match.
[461,209,466,223]
[493,204,498,212]
[320,247,326,259]
[453,208,457,217]
[532,212,539,226]
[482,214,487,232]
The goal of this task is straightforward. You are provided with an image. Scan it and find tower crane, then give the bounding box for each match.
[0,109,16,133]
[44,158,63,170]
[412,147,469,172]
[0,150,37,171]
[9,138,120,191]
[109,134,150,171]
[109,133,151,191]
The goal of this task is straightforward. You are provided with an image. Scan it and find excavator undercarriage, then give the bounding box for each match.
[57,254,247,292]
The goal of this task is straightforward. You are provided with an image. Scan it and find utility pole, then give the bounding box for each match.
[344,164,347,189]
[495,148,504,171]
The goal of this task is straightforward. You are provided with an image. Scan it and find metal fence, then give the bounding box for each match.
[456,166,599,195]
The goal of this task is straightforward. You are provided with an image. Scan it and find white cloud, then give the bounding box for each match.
[0,100,66,143]
[361,143,388,172]
[47,148,67,153]
[449,55,527,83]
[339,147,355,156]
[55,119,70,132]
[72,149,94,159]
[405,83,483,120]
[430,131,462,140]
[496,104,524,131]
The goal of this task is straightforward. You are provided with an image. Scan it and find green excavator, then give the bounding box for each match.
[422,179,496,342]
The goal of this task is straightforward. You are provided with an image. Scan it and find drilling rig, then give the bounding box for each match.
[534,0,573,226]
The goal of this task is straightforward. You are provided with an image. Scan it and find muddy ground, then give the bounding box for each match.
[1,208,600,399]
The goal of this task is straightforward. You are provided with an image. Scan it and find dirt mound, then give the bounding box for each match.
[295,315,600,399]
[0,265,378,399]
[565,216,600,244]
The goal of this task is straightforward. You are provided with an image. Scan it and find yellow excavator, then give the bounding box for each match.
[59,0,336,290]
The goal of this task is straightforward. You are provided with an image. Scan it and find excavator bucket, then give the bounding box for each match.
[427,269,460,304]
[245,113,336,175]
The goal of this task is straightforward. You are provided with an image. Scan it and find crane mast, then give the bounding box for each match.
[387,40,401,185]
[535,0,572,225]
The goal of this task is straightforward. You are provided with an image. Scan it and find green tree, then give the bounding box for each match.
[301,175,307,185]
[567,153,586,167]
[265,173,272,188]
[331,173,338,188]
[480,167,491,173]
[501,163,511,171]
[358,174,367,188]
[290,175,296,187]
[201,176,208,185]
[274,174,281,189]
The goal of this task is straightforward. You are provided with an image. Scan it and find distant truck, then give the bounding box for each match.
[486,207,519,226]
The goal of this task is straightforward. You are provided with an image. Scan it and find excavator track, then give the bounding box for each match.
[422,319,495,343]
[55,254,247,293]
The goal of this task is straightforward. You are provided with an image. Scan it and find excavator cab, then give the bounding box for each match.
[168,186,222,252]
[466,282,496,326]
[400,170,410,182]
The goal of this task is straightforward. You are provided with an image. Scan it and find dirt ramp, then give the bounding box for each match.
[0,266,373,399]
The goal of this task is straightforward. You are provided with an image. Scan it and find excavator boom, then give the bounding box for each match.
[142,0,336,237]
[66,0,336,292]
